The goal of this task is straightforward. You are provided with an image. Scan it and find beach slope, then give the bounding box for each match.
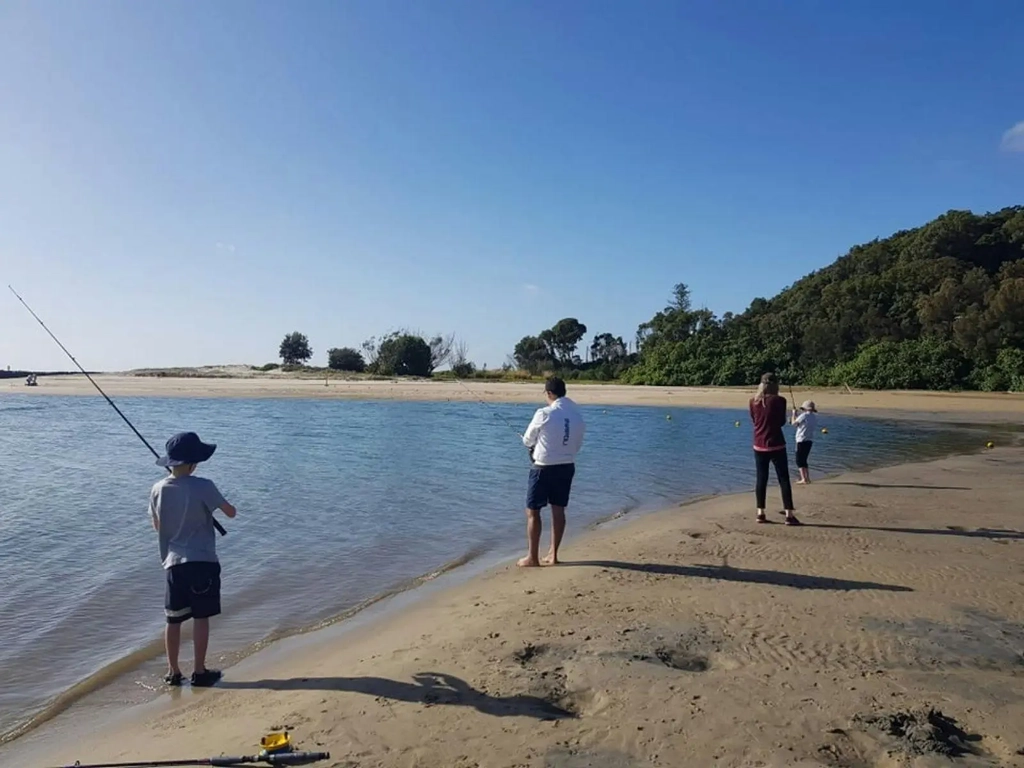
[10,448,1024,767]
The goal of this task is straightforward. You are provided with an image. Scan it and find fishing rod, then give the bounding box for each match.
[450,376,524,439]
[8,285,227,536]
[48,750,331,768]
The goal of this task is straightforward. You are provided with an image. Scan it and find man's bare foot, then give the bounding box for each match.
[517,556,540,568]
[541,553,559,566]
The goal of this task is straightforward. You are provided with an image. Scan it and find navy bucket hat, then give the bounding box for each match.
[156,432,217,468]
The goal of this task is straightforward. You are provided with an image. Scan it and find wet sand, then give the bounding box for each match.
[6,448,1024,767]
[8,372,1024,424]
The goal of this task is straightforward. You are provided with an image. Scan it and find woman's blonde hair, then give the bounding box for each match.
[754,372,780,404]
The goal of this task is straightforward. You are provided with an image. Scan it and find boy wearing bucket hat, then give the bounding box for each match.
[149,431,237,687]
[790,401,818,484]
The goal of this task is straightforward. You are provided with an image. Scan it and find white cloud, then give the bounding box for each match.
[215,242,236,253]
[1000,121,1024,153]
[523,283,540,296]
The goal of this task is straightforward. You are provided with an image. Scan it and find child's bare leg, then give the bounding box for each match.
[800,467,810,484]
[165,623,182,675]
[193,618,210,673]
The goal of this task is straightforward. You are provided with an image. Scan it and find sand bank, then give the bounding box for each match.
[6,448,1024,767]
[8,373,1024,424]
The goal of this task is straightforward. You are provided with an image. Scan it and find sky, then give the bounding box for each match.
[1,0,1022,372]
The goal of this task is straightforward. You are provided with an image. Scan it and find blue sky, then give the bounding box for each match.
[1,0,1021,371]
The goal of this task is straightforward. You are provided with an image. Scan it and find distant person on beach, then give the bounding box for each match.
[791,400,819,484]
[749,373,801,525]
[149,431,237,687]
[519,376,586,567]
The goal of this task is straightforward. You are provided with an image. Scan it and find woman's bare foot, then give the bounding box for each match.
[541,553,559,566]
[517,556,540,568]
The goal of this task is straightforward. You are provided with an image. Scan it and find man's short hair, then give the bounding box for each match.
[545,376,567,398]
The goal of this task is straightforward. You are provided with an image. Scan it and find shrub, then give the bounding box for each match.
[327,347,366,372]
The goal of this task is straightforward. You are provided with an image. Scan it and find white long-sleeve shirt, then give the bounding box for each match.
[522,396,585,466]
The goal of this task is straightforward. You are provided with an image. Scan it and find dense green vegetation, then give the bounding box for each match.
[327,347,366,372]
[622,207,1024,390]
[276,208,1023,390]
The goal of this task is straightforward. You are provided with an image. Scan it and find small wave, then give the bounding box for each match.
[0,543,491,746]
[0,405,45,414]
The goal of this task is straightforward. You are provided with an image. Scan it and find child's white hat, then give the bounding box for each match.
[801,400,817,412]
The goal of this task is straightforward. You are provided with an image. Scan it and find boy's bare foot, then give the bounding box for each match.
[541,553,559,566]
[517,556,540,568]
[795,480,807,485]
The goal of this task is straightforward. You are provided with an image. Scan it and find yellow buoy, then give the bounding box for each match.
[986,441,995,449]
[666,414,672,420]
[821,428,828,435]
[734,421,741,427]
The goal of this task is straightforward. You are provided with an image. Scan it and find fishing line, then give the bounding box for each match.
[8,285,227,536]
[450,376,524,438]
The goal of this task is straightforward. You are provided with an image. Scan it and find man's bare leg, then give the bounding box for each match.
[193,618,210,673]
[517,509,542,567]
[542,505,566,565]
[165,622,182,676]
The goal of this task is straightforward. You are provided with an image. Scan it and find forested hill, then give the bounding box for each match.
[624,207,1024,390]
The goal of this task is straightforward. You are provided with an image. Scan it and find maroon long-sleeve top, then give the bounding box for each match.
[749,394,788,452]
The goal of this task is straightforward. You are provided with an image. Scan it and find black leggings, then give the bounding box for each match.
[755,450,795,511]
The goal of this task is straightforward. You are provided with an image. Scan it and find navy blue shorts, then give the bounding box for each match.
[165,562,221,624]
[796,440,814,469]
[526,463,576,510]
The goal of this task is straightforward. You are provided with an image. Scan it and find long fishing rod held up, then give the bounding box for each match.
[9,285,227,536]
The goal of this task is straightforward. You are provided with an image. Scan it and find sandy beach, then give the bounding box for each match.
[6,446,1024,768]
[7,372,1024,425]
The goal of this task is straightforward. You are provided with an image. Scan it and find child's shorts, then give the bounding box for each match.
[165,561,221,624]
[796,440,814,469]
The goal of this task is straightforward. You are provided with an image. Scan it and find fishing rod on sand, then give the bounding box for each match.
[47,750,331,768]
[8,285,227,536]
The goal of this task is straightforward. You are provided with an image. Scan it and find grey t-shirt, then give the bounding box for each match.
[149,475,227,569]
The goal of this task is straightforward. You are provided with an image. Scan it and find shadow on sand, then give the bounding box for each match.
[803,523,1024,541]
[564,561,913,592]
[825,481,971,491]
[219,672,574,720]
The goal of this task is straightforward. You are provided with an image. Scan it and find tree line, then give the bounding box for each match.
[275,330,474,378]
[272,207,1024,391]
[621,207,1024,391]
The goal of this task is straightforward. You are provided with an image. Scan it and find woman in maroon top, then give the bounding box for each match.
[749,372,800,525]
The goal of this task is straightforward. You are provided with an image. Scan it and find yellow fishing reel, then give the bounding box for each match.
[260,731,293,755]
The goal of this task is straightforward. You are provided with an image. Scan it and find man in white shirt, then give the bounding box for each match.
[519,376,586,567]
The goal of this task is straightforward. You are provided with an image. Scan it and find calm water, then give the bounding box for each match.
[0,394,971,740]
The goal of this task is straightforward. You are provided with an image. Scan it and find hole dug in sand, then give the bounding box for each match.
[852,707,985,759]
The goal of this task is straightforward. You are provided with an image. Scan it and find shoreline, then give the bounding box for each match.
[6,373,1024,425]
[4,447,1024,767]
[0,420,992,749]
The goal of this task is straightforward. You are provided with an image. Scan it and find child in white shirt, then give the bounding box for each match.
[791,401,819,484]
